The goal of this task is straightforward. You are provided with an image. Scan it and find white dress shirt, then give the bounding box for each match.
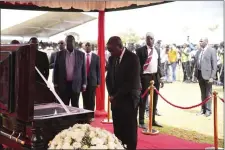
[119,48,126,63]
[143,46,158,74]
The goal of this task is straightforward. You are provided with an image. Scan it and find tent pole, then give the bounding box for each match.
[95,10,107,118]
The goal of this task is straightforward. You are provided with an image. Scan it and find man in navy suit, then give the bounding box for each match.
[82,42,100,113]
[53,35,87,107]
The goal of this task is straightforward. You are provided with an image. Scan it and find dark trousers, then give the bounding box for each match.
[182,61,191,81]
[82,84,96,111]
[139,74,159,125]
[58,81,80,107]
[197,71,212,113]
[112,104,137,150]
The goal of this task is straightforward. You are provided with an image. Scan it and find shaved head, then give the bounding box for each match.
[145,32,155,47]
[199,37,208,49]
[107,36,123,46]
[107,36,123,57]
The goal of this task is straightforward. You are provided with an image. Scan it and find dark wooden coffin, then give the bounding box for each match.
[0,44,94,150]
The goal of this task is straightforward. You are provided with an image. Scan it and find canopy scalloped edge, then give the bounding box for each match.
[1,1,171,12]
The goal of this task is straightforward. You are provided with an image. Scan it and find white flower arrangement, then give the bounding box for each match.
[48,124,125,149]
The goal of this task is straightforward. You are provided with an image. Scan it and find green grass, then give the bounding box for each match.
[152,123,224,148]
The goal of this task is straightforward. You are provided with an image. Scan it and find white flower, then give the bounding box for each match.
[108,141,116,149]
[82,145,89,149]
[72,142,81,149]
[48,124,124,150]
[96,145,108,149]
[64,136,72,144]
[62,142,72,149]
[91,137,104,145]
[89,131,96,138]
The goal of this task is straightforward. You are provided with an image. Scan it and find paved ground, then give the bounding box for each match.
[48,65,224,139]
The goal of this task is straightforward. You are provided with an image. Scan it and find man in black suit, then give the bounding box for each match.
[53,35,87,107]
[106,36,141,150]
[49,40,66,69]
[135,32,164,129]
[29,37,49,83]
[82,42,100,113]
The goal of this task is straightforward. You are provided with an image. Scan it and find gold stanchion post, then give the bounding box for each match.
[205,91,223,150]
[142,80,159,135]
[101,96,113,124]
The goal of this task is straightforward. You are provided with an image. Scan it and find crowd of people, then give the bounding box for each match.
[125,41,224,86]
[9,34,224,150]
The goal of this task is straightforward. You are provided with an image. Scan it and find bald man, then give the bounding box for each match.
[106,36,141,150]
[49,40,66,69]
[135,32,164,129]
[194,37,217,117]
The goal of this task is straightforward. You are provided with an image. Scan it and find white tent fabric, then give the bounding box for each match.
[1,12,96,37]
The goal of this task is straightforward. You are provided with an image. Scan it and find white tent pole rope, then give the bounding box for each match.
[35,66,71,114]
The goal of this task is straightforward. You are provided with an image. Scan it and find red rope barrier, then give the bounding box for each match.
[154,88,212,109]
[141,87,150,99]
[218,96,224,103]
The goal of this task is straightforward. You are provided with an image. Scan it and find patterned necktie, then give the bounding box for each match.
[143,48,153,71]
[86,53,90,75]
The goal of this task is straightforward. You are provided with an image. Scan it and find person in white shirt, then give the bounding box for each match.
[135,32,165,129]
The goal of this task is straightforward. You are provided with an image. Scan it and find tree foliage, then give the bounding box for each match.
[120,28,140,43]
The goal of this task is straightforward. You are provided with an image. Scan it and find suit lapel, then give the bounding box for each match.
[90,53,94,69]
[115,50,128,78]
[144,46,148,58]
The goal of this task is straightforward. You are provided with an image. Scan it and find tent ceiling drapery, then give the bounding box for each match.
[1,12,96,37]
[0,1,170,12]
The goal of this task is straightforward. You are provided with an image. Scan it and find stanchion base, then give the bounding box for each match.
[205,147,224,150]
[101,118,113,124]
[142,129,159,135]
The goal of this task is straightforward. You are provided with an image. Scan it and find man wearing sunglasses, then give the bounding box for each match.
[49,40,66,69]
[194,37,217,117]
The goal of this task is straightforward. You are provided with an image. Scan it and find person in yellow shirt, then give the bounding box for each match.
[168,45,178,82]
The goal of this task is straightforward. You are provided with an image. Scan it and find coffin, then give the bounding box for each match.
[0,44,94,149]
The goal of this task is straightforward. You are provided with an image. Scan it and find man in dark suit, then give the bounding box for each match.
[106,36,141,150]
[195,37,217,117]
[49,40,66,69]
[82,42,100,113]
[29,37,49,83]
[53,35,86,107]
[135,32,164,129]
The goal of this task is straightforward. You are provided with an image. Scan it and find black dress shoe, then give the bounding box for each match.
[205,111,211,117]
[152,121,163,127]
[139,124,147,129]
